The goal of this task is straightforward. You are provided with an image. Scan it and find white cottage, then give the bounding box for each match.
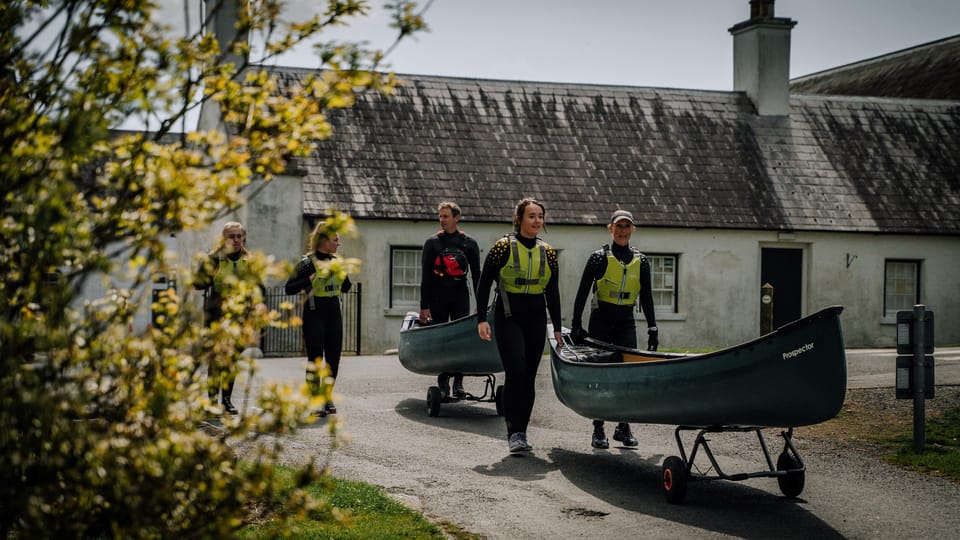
[184,0,960,354]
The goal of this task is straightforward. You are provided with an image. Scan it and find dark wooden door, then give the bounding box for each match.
[760,248,803,330]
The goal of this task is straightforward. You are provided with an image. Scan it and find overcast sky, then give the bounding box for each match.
[249,0,960,91]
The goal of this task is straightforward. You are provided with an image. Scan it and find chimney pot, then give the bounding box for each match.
[750,0,775,19]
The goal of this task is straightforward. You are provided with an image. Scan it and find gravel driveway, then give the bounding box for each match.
[237,349,960,539]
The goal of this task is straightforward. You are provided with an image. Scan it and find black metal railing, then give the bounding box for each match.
[261,283,362,357]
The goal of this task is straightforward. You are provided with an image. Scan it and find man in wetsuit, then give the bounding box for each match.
[419,201,481,398]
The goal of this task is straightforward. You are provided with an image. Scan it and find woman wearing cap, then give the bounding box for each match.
[476,197,562,453]
[570,209,658,449]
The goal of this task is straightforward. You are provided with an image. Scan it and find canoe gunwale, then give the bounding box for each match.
[549,305,847,428]
[398,310,502,376]
[564,305,846,368]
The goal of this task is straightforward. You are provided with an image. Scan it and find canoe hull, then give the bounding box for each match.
[550,306,847,428]
[398,311,502,376]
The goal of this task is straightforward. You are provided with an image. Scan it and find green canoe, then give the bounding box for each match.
[399,310,504,417]
[549,306,847,428]
[398,310,502,376]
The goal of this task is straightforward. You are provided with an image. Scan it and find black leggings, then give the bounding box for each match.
[205,315,236,400]
[587,308,637,349]
[494,306,547,436]
[302,298,343,389]
[428,284,470,322]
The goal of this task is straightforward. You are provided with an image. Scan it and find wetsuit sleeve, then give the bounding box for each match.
[341,275,352,294]
[637,255,657,328]
[466,236,482,293]
[419,237,436,309]
[284,257,314,295]
[544,247,562,333]
[192,254,216,291]
[571,251,606,331]
[475,238,510,323]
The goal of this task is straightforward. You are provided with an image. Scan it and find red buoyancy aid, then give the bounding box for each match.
[433,231,468,279]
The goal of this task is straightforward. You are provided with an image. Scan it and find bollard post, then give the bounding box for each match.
[760,283,774,335]
[912,304,926,452]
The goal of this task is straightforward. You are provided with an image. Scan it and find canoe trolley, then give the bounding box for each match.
[398,311,505,418]
[426,373,504,418]
[661,425,805,504]
[551,306,847,505]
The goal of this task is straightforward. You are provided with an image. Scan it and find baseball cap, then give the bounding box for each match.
[610,210,635,225]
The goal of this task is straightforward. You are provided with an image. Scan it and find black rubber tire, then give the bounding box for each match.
[776,451,805,498]
[427,386,442,417]
[495,385,504,416]
[662,456,688,504]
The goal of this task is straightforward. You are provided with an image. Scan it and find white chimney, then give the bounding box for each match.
[728,0,796,116]
[198,0,248,131]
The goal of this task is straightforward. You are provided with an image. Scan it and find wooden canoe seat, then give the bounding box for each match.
[622,352,665,363]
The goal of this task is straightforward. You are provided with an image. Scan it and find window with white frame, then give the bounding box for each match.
[884,259,920,317]
[391,247,422,309]
[647,254,677,313]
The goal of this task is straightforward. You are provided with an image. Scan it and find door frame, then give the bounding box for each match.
[758,242,809,331]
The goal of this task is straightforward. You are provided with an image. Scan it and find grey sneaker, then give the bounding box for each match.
[613,423,638,447]
[518,432,533,451]
[508,432,533,452]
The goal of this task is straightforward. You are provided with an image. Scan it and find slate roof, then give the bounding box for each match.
[274,69,960,235]
[790,35,960,101]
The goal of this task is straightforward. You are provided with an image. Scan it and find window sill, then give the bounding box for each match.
[652,312,686,322]
[385,307,419,317]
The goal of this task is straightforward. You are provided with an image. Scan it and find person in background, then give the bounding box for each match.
[419,201,481,398]
[571,209,658,449]
[285,224,352,417]
[193,221,254,415]
[476,197,562,453]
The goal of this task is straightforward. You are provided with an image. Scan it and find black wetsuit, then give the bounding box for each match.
[571,243,657,347]
[476,234,562,437]
[572,243,657,432]
[420,230,481,322]
[285,252,352,386]
[193,251,244,402]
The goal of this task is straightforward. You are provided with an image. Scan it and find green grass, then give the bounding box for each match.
[885,407,960,482]
[238,466,445,539]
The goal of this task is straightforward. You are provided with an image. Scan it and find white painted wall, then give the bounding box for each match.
[175,188,960,353]
[344,221,960,353]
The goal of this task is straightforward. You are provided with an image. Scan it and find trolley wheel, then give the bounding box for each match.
[662,456,688,504]
[494,385,504,416]
[776,451,805,498]
[426,386,442,417]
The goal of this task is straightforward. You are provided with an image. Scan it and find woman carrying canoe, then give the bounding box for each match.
[476,197,562,453]
[570,209,658,449]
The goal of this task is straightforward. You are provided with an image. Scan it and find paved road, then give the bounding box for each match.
[846,347,960,388]
[237,348,960,539]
